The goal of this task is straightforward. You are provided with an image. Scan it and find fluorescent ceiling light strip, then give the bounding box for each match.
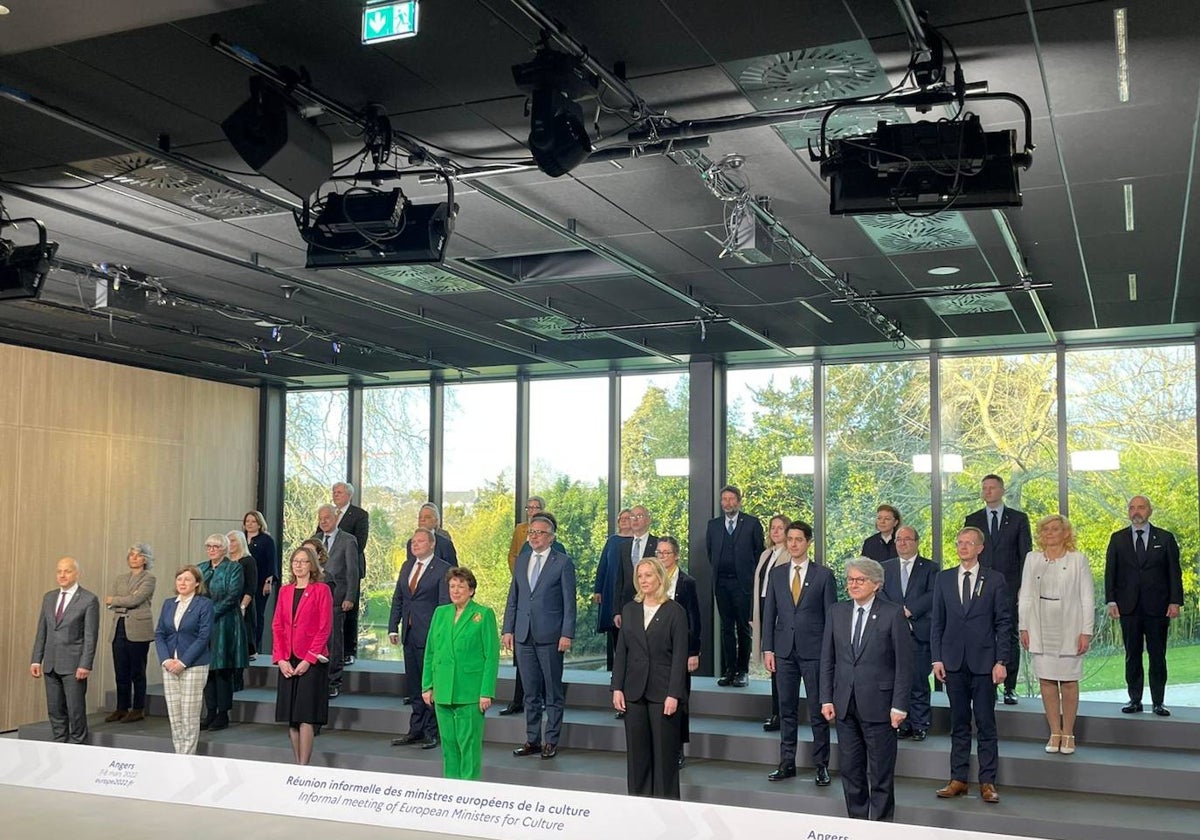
[1115,8,1130,103]
[798,298,833,324]
[1123,182,1135,231]
[1128,272,1137,301]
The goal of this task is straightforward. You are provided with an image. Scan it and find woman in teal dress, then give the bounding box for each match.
[422,567,499,781]
[200,533,247,731]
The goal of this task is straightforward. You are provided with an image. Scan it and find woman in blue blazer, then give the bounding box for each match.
[155,564,213,755]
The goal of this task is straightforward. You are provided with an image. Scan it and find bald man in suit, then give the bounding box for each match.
[31,557,100,744]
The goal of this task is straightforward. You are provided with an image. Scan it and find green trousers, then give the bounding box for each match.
[434,702,485,780]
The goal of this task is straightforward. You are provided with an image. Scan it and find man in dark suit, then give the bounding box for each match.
[820,557,911,821]
[964,473,1030,705]
[30,557,100,744]
[614,505,658,625]
[503,513,576,759]
[931,527,1012,804]
[762,520,836,785]
[331,481,369,665]
[879,525,939,740]
[705,485,765,687]
[316,504,360,698]
[388,527,451,748]
[1104,495,1184,716]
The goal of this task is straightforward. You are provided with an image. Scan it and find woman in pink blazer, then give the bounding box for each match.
[272,545,333,765]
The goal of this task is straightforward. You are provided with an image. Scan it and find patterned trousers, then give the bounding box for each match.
[163,664,209,754]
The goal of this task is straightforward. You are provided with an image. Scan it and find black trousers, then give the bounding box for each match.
[204,668,236,715]
[404,640,437,738]
[714,576,752,675]
[624,696,682,799]
[112,618,150,710]
[836,696,898,821]
[775,652,829,767]
[945,668,998,783]
[343,600,360,659]
[253,587,270,651]
[1121,613,1171,705]
[1003,588,1020,692]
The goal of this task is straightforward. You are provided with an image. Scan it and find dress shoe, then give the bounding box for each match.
[615,711,625,720]
[936,780,969,798]
[732,672,749,688]
[540,743,558,760]
[343,655,356,666]
[1060,735,1076,755]
[767,763,796,782]
[1153,704,1171,717]
[121,709,144,723]
[328,685,341,699]
[1121,701,1144,713]
[716,673,735,687]
[420,737,440,750]
[498,703,523,716]
[1003,689,1018,705]
[513,742,542,757]
[814,765,831,786]
[980,783,1000,803]
[392,733,423,746]
[199,714,216,731]
[677,749,686,769]
[762,714,780,732]
[104,709,128,723]
[896,724,912,739]
[911,729,928,741]
[209,711,229,731]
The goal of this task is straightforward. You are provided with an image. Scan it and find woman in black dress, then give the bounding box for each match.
[272,546,333,765]
[244,510,279,651]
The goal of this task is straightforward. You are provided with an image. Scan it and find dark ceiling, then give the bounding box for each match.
[0,0,1197,387]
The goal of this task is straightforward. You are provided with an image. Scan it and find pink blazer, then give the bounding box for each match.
[272,582,333,665]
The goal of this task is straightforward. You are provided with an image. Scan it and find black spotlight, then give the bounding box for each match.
[0,217,58,302]
[513,47,597,177]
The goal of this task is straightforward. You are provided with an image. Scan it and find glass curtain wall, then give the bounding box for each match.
[620,372,690,565]
[360,386,431,660]
[1065,344,1199,695]
[530,377,610,665]
[283,389,348,553]
[443,381,516,615]
[825,360,932,578]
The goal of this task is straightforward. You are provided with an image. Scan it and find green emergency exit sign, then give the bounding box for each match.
[362,1,419,44]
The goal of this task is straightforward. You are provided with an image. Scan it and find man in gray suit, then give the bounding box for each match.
[317,504,360,698]
[31,557,100,743]
[503,513,576,760]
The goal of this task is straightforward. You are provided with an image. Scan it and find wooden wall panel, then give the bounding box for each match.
[0,344,259,733]
[19,351,113,436]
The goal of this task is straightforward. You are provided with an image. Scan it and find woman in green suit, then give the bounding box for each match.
[422,566,499,781]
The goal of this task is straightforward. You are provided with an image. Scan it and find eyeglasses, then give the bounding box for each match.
[846,576,871,585]
[654,551,676,558]
[525,504,542,510]
[528,529,552,537]
[630,512,648,519]
[204,543,223,549]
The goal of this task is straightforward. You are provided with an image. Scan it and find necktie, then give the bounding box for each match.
[1135,529,1146,562]
[791,565,802,605]
[633,537,642,564]
[990,510,999,540]
[727,518,735,535]
[409,560,424,594]
[962,571,973,609]
[901,560,911,596]
[55,590,67,622]
[323,532,331,550]
[530,553,544,589]
[852,606,865,654]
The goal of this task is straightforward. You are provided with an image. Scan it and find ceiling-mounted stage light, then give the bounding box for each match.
[303,187,457,268]
[221,77,333,198]
[512,46,598,177]
[0,217,59,302]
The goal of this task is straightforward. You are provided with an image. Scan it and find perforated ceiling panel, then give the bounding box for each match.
[361,264,483,295]
[724,41,893,108]
[854,213,978,253]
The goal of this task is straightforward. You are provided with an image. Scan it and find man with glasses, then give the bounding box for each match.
[820,557,911,821]
[614,506,658,626]
[500,496,549,716]
[762,520,836,786]
[706,485,765,687]
[503,513,576,760]
[880,526,939,740]
[931,527,1012,804]
[315,504,359,698]
[321,482,369,666]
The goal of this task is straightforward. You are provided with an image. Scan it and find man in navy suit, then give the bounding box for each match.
[879,526,939,740]
[964,474,1030,705]
[613,505,658,625]
[503,513,576,759]
[1104,495,1184,716]
[762,520,836,785]
[931,527,1012,804]
[705,485,765,687]
[31,557,100,744]
[821,557,911,821]
[388,527,451,748]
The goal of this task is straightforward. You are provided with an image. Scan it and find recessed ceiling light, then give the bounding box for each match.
[1123,182,1135,231]
[1115,8,1130,103]
[927,266,960,276]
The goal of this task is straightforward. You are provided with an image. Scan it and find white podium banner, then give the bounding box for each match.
[0,740,1005,840]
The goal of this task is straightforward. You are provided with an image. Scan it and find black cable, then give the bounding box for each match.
[0,161,143,191]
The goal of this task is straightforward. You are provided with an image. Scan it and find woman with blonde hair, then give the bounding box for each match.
[1019,514,1095,755]
[228,530,258,658]
[753,514,790,731]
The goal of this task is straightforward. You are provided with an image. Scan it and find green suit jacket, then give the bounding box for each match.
[422,600,499,705]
